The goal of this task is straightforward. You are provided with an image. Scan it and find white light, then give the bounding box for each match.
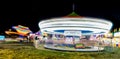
[114,32,120,37]
[64,30,82,36]
[40,27,109,33]
[38,17,113,34]
[39,18,112,25]
[39,21,111,30]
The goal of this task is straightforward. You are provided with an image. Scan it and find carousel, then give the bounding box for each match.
[38,12,113,51]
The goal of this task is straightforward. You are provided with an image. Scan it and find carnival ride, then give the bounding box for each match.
[38,12,113,52]
[112,32,120,47]
[5,25,32,37]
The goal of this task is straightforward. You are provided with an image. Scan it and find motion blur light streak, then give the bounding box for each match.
[39,17,113,34]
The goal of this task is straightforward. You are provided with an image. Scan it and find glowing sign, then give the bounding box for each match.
[64,31,81,36]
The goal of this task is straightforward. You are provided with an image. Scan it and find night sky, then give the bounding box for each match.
[0,1,120,34]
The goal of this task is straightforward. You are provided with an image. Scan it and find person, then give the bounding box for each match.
[35,35,38,40]
[19,39,23,43]
[27,35,30,42]
[34,35,40,48]
[43,36,47,44]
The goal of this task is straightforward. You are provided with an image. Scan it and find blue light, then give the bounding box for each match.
[0,35,5,40]
[54,30,93,33]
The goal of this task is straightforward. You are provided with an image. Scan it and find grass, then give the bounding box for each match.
[0,41,120,59]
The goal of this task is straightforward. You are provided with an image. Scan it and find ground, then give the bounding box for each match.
[0,41,120,59]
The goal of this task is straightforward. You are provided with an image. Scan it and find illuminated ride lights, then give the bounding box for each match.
[39,17,113,35]
[5,25,32,36]
[38,11,113,51]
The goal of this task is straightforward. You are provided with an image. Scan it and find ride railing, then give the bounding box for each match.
[43,38,105,49]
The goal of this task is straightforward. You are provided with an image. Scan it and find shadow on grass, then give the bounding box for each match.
[0,41,35,50]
